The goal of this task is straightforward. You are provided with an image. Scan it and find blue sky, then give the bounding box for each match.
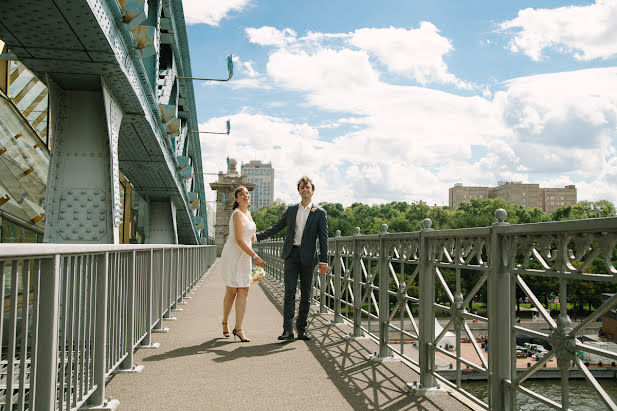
[184,0,617,207]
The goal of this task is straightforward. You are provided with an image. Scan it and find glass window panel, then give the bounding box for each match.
[3,219,37,243]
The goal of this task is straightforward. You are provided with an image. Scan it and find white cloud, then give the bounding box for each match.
[497,67,617,150]
[349,23,472,89]
[200,25,617,207]
[267,48,380,91]
[499,0,617,61]
[182,0,252,26]
[245,27,297,47]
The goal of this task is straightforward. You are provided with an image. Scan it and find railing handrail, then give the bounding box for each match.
[254,211,617,410]
[0,243,209,258]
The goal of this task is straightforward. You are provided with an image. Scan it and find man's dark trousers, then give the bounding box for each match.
[284,246,315,333]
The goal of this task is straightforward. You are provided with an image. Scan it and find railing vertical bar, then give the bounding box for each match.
[352,228,363,337]
[108,253,114,370]
[156,248,164,328]
[162,249,167,323]
[377,225,390,358]
[419,223,436,389]
[144,249,153,346]
[487,217,511,411]
[72,255,83,406]
[17,259,31,411]
[170,248,176,311]
[59,256,69,410]
[67,254,78,408]
[167,248,174,314]
[121,251,136,369]
[333,231,342,323]
[28,259,41,409]
[78,256,87,403]
[559,278,569,409]
[88,252,108,407]
[0,261,5,372]
[34,254,61,411]
[6,260,19,410]
[85,255,94,396]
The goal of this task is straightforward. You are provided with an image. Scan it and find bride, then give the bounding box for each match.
[220,186,264,342]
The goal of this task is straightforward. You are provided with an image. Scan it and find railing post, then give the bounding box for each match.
[372,224,392,360]
[331,230,342,323]
[142,249,154,346]
[87,252,117,408]
[488,209,512,411]
[155,249,167,330]
[418,218,436,390]
[351,227,364,338]
[34,255,61,411]
[319,242,328,314]
[178,248,187,306]
[120,251,136,370]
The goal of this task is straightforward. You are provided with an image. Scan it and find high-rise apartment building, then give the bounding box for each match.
[449,182,577,212]
[241,160,274,210]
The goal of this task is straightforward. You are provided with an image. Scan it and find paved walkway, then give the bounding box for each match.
[106,259,476,410]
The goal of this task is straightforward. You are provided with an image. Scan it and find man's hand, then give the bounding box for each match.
[318,263,328,274]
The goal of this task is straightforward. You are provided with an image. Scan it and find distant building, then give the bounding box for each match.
[600,293,616,342]
[449,182,577,212]
[241,160,274,210]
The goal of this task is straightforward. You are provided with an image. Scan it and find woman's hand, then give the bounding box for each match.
[254,256,264,267]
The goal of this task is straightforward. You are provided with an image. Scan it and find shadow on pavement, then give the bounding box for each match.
[142,337,296,363]
[259,276,467,410]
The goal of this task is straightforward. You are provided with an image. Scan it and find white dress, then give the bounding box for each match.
[220,209,256,288]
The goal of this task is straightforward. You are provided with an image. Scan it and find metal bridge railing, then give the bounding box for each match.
[0,243,216,411]
[254,210,617,410]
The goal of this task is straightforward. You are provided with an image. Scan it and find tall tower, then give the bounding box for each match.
[209,158,254,256]
[241,160,274,210]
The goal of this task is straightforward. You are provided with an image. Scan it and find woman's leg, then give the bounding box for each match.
[234,287,250,336]
[223,286,237,331]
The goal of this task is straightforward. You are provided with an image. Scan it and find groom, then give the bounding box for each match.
[256,176,329,340]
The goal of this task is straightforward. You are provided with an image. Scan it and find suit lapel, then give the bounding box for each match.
[289,204,299,232]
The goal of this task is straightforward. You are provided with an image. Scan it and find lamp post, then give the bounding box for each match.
[189,120,230,135]
[177,55,233,82]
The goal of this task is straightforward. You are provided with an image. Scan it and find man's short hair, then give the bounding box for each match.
[297,176,315,192]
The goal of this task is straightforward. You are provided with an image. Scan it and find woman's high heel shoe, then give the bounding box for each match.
[232,328,250,342]
[222,322,230,338]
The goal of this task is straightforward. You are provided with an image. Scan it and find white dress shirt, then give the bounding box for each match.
[293,202,312,246]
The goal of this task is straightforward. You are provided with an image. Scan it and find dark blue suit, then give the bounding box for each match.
[256,203,328,333]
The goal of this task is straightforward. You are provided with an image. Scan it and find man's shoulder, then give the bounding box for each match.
[312,204,326,215]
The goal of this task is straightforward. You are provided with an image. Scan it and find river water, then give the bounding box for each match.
[463,379,617,410]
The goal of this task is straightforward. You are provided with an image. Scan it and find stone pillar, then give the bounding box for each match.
[146,200,178,244]
[209,158,254,256]
[44,77,124,244]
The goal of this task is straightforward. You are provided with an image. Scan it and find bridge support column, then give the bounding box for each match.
[146,200,178,244]
[414,219,442,393]
[488,210,512,411]
[44,77,124,244]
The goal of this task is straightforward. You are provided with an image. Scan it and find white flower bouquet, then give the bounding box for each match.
[251,265,265,283]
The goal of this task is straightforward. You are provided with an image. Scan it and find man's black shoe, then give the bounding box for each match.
[297,331,311,340]
[278,330,294,340]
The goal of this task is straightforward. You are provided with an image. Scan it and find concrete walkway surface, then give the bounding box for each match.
[106,259,476,410]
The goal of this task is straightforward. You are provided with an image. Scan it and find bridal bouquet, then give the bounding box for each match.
[251,265,265,283]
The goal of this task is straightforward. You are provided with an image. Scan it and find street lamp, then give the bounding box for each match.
[190,119,230,135]
[177,55,233,82]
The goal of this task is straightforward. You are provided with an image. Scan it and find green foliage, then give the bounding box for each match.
[551,200,617,221]
[252,198,617,316]
[251,203,288,238]
[252,199,615,236]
